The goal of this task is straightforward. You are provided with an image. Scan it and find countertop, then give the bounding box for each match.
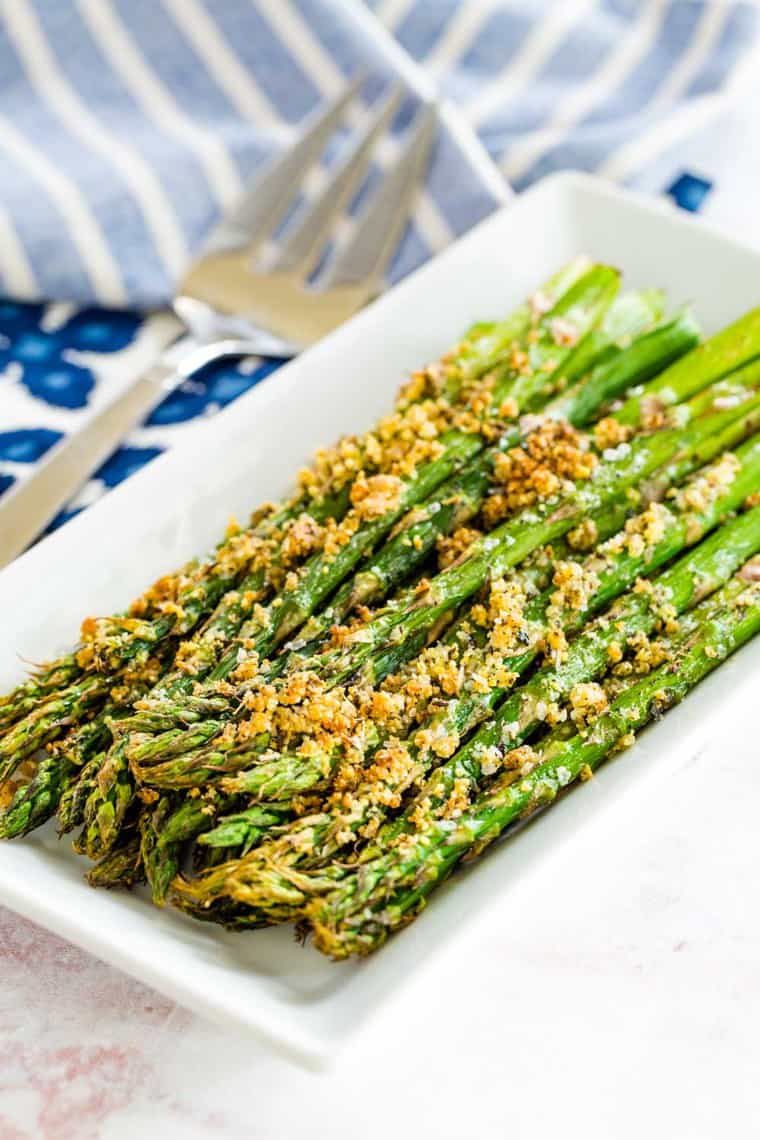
[2,696,758,1139]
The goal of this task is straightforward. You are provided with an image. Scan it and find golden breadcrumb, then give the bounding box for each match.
[483,419,597,527]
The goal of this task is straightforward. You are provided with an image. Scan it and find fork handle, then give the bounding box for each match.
[0,359,181,569]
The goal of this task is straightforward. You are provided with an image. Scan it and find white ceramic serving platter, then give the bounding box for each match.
[1,172,759,1067]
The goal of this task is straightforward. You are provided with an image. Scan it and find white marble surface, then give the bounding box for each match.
[4,80,760,1140]
[2,698,759,1139]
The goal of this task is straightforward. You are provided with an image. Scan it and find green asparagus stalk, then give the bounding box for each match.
[197,805,291,855]
[309,568,760,957]
[86,833,145,890]
[0,752,75,839]
[549,308,700,426]
[139,795,178,902]
[615,304,760,426]
[0,691,128,839]
[140,790,241,905]
[80,736,135,859]
[170,503,760,923]
[0,675,111,784]
[184,434,760,863]
[4,257,580,739]
[57,704,121,766]
[543,288,665,392]
[183,268,620,681]
[451,256,594,385]
[61,267,620,850]
[57,751,103,834]
[0,660,82,735]
[294,295,688,641]
[135,372,760,790]
[129,293,671,741]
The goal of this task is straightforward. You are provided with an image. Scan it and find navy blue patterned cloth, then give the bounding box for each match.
[0,301,282,531]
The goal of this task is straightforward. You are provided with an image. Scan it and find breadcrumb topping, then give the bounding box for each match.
[569,682,609,731]
[482,420,597,527]
[594,417,633,451]
[437,526,482,569]
[603,502,671,559]
[566,517,599,551]
[349,473,405,519]
[674,452,740,514]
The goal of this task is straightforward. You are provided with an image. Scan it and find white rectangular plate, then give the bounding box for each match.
[1,172,759,1067]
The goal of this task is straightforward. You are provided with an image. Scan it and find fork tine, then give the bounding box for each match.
[269,84,405,277]
[320,103,438,291]
[224,77,362,250]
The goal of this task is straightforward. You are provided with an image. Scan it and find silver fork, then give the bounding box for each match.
[0,82,437,567]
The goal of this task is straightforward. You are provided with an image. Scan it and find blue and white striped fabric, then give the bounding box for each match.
[375,0,758,191]
[0,0,755,308]
[0,0,757,533]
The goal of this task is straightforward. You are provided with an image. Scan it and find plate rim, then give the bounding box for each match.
[1,169,759,1066]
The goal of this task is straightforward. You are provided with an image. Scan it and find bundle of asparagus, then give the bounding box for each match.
[1,260,759,962]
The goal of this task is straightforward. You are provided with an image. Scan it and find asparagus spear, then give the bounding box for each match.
[0,690,129,840]
[45,268,617,820]
[86,833,145,889]
[80,737,135,859]
[134,372,760,788]
[3,255,575,738]
[67,270,621,854]
[181,268,621,680]
[128,293,670,743]
[615,304,760,426]
[0,674,111,784]
[182,434,760,863]
[0,752,75,840]
[140,790,240,905]
[57,703,121,766]
[293,299,692,642]
[541,288,665,391]
[169,503,760,923]
[138,795,178,901]
[451,256,594,385]
[127,320,725,754]
[309,567,760,957]
[549,308,700,426]
[197,805,291,855]
[0,660,83,736]
[57,751,103,834]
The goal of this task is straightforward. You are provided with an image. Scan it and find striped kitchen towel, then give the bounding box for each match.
[373,0,759,190]
[0,0,755,309]
[0,0,757,533]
